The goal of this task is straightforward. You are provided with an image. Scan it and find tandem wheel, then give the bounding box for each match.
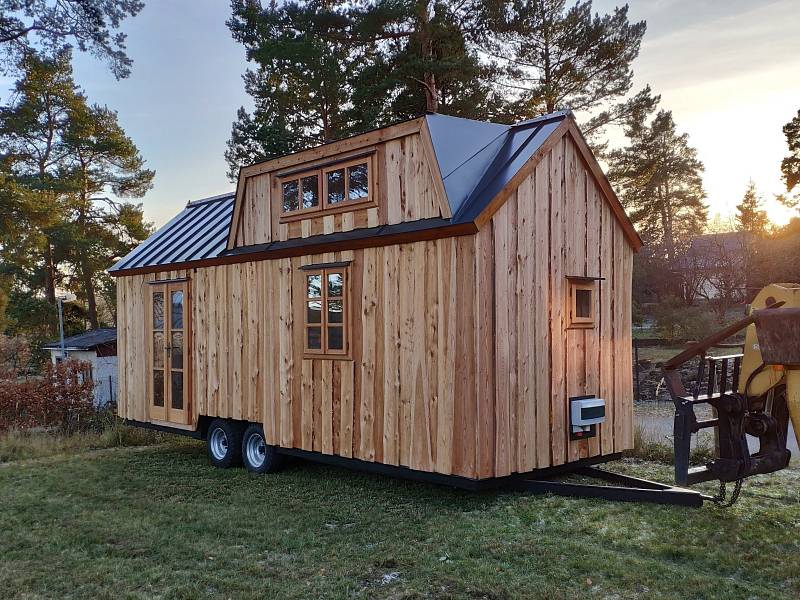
[206,419,243,468]
[241,423,285,474]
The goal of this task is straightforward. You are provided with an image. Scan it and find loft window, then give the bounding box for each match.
[280,157,372,220]
[281,172,320,214]
[568,279,597,328]
[304,266,348,357]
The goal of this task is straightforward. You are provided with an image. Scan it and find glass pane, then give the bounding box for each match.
[327,272,343,297]
[282,179,299,212]
[327,299,343,324]
[152,292,164,330]
[301,175,319,209]
[153,332,164,369]
[576,288,593,319]
[306,300,322,324]
[348,163,369,200]
[171,331,183,369]
[171,290,184,329]
[307,326,322,350]
[307,274,321,298]
[171,371,183,409]
[328,327,344,350]
[153,370,164,407]
[326,169,345,204]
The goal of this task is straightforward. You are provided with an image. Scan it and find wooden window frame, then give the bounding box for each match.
[279,156,374,223]
[303,266,350,359]
[278,168,322,220]
[568,279,597,329]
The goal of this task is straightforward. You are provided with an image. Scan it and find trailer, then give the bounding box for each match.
[110,110,641,485]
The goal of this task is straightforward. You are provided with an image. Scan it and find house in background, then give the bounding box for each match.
[676,231,752,302]
[42,328,118,406]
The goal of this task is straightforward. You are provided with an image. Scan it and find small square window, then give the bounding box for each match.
[568,279,596,328]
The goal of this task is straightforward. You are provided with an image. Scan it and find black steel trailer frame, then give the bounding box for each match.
[126,418,711,507]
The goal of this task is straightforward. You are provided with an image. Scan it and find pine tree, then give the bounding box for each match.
[735,181,769,235]
[225,0,361,176]
[779,109,800,214]
[781,109,800,193]
[224,0,505,178]
[0,50,81,305]
[60,102,154,328]
[0,0,145,79]
[0,50,152,331]
[607,106,707,261]
[485,0,654,141]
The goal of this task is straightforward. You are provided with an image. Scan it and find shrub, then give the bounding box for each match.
[652,297,717,342]
[0,359,96,434]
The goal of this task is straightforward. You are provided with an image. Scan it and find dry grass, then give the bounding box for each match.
[0,423,165,463]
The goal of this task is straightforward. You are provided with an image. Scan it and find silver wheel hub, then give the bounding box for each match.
[246,432,267,469]
[209,428,229,460]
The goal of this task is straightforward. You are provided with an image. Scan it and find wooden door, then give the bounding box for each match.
[150,281,190,424]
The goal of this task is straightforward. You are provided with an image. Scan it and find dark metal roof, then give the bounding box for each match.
[109,192,235,272]
[42,328,117,350]
[425,111,569,221]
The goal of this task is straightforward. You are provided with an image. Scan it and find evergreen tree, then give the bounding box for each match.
[225,0,361,177]
[781,109,800,193]
[0,0,144,79]
[0,50,81,305]
[60,102,154,328]
[779,109,800,214]
[0,50,152,331]
[346,0,503,122]
[224,0,506,178]
[485,0,654,141]
[735,180,769,236]
[607,106,707,261]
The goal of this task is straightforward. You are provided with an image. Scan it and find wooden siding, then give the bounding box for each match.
[234,132,449,247]
[117,133,634,479]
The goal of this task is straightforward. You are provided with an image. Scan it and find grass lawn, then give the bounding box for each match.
[2,440,800,599]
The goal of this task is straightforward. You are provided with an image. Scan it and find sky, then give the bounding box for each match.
[2,0,798,228]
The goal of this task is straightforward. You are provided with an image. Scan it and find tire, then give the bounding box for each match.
[241,423,285,474]
[207,419,243,468]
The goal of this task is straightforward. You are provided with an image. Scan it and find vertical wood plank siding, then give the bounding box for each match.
[117,133,634,479]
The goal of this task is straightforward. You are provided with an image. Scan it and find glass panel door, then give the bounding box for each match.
[166,284,188,423]
[149,281,190,424]
[150,288,167,421]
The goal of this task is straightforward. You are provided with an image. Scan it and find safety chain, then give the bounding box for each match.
[711,479,744,507]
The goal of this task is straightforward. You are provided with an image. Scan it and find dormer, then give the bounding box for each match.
[227,117,452,249]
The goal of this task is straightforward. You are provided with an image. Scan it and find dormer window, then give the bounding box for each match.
[279,156,373,221]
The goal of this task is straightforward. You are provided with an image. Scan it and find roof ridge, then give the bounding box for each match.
[186,191,236,207]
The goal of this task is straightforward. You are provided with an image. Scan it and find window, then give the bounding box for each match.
[568,279,597,328]
[280,157,372,220]
[304,266,348,356]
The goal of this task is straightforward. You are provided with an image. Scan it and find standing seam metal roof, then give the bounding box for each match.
[109,193,235,272]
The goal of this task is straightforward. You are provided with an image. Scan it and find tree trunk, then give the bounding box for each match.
[416,0,439,113]
[82,266,99,329]
[44,241,57,305]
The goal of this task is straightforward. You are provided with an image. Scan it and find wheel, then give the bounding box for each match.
[207,419,243,468]
[241,423,285,474]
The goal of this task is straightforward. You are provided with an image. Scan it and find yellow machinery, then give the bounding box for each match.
[662,284,800,500]
[739,284,800,436]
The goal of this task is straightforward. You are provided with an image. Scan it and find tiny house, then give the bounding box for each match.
[110,111,640,484]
